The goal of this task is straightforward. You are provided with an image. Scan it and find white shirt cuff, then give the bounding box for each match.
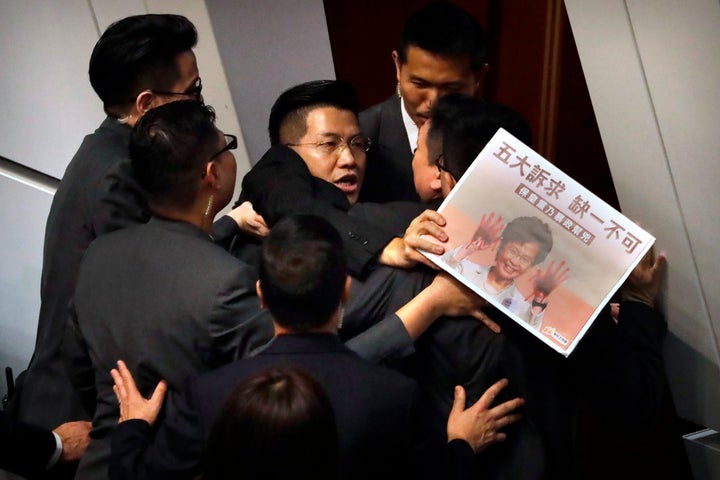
[46,431,63,469]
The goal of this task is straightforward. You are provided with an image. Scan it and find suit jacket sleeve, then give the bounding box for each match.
[61,298,98,417]
[240,145,397,278]
[210,215,240,250]
[204,263,274,365]
[110,382,207,480]
[345,313,415,365]
[0,411,57,479]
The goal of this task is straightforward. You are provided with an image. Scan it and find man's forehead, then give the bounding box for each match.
[304,106,360,134]
[402,46,475,83]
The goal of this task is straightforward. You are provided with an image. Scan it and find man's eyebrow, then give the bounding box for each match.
[408,75,465,89]
[316,132,361,139]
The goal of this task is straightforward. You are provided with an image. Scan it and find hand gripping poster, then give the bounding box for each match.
[424,128,655,356]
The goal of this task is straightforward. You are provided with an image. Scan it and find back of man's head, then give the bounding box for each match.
[89,14,197,115]
[204,366,337,480]
[268,80,359,145]
[398,2,486,71]
[434,94,531,181]
[259,214,348,332]
[129,100,217,209]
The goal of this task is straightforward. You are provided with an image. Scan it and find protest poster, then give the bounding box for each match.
[424,128,655,355]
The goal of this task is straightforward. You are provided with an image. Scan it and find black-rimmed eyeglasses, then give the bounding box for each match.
[211,134,238,159]
[153,77,203,102]
[202,134,238,178]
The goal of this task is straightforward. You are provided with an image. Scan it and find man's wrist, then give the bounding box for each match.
[531,299,548,310]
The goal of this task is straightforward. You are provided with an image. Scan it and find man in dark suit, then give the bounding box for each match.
[108,214,524,480]
[11,13,204,435]
[0,413,90,479]
[239,80,501,366]
[61,101,274,480]
[359,2,488,203]
[10,15,257,451]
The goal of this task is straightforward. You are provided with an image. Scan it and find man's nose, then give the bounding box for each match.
[424,88,441,110]
[337,142,357,166]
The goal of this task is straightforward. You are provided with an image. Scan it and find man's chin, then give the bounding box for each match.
[346,191,359,206]
[412,114,430,127]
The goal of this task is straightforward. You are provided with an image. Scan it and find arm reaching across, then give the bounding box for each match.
[224,201,270,239]
[395,272,501,338]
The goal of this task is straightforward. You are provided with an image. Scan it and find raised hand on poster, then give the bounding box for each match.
[527,260,570,312]
[453,212,506,262]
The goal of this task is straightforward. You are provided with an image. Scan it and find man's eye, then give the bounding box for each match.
[412,81,429,88]
[319,141,339,151]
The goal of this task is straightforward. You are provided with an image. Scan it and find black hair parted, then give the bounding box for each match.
[89,14,197,113]
[431,93,531,180]
[129,100,217,209]
[268,80,358,145]
[259,214,347,331]
[203,367,338,480]
[398,2,486,71]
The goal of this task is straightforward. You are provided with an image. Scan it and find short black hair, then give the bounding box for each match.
[432,93,531,180]
[268,80,358,145]
[89,14,197,114]
[203,367,337,480]
[129,100,218,209]
[397,2,486,71]
[259,214,347,331]
[498,216,553,266]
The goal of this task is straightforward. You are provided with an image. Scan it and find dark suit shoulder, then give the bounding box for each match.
[360,95,400,143]
[358,96,417,203]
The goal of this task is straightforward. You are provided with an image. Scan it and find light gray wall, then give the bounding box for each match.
[0,0,254,403]
[564,0,720,434]
[205,0,336,163]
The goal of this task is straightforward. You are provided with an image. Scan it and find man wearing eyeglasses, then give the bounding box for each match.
[234,79,503,369]
[8,17,251,475]
[238,80,540,479]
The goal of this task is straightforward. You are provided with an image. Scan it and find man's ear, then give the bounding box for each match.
[341,275,352,304]
[392,50,402,81]
[473,63,490,95]
[440,171,457,198]
[256,280,267,309]
[430,175,443,193]
[135,90,155,118]
[202,161,215,182]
